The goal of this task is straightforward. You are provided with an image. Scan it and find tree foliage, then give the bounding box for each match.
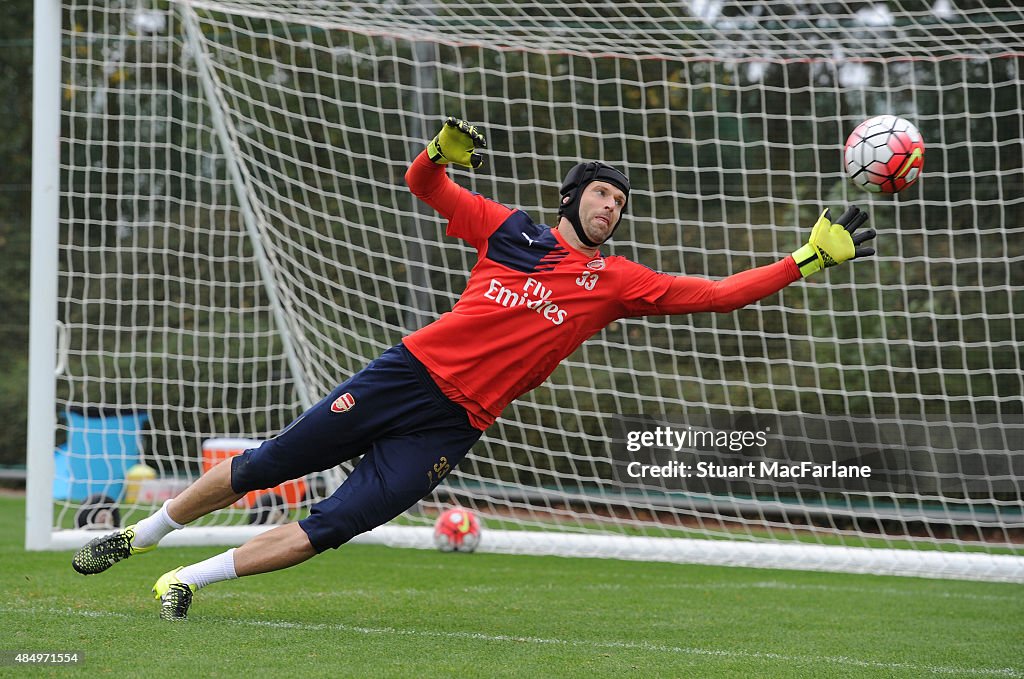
[0,0,35,466]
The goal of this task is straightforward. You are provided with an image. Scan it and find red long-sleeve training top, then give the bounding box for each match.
[402,152,800,429]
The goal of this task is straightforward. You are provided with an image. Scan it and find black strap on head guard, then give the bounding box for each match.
[557,161,631,248]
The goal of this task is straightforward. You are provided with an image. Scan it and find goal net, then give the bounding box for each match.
[29,0,1024,582]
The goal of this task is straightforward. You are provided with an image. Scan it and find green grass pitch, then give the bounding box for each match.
[2,496,1022,678]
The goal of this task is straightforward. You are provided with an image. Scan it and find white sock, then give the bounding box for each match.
[177,549,238,591]
[131,500,185,549]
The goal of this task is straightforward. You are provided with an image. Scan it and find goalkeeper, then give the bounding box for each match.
[72,117,876,620]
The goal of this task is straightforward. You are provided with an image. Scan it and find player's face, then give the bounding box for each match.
[578,181,626,244]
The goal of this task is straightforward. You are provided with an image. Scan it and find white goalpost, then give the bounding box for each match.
[29,0,1024,582]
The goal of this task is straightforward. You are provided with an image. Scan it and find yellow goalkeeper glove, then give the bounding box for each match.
[791,206,876,277]
[426,117,487,169]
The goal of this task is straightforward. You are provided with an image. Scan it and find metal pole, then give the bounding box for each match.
[26,0,62,549]
[402,4,440,332]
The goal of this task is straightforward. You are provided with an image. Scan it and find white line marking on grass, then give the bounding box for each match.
[742,580,1017,602]
[204,579,1015,604]
[291,579,1012,603]
[575,579,1015,602]
[3,605,1021,677]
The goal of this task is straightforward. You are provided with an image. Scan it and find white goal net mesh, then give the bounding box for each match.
[41,0,1023,580]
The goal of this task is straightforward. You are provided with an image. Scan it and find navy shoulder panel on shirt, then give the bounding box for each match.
[486,211,570,273]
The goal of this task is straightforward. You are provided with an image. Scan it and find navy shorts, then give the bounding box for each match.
[230,344,482,552]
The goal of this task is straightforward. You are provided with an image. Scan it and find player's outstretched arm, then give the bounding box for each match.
[426,116,487,169]
[406,118,511,231]
[640,207,876,316]
[791,206,877,277]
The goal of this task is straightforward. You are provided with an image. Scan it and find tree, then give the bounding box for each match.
[0,0,34,466]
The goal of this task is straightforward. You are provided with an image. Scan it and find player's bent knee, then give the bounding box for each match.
[299,497,374,552]
[299,486,427,552]
[230,443,297,495]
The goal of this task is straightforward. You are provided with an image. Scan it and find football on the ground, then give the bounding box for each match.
[844,115,925,194]
[433,507,482,552]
